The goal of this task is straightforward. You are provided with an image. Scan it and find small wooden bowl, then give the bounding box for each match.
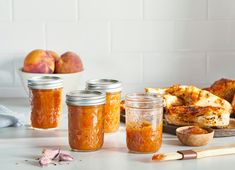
[176,126,214,146]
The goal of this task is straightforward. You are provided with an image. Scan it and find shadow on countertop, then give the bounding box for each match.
[0,126,68,139]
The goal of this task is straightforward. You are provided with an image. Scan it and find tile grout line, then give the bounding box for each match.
[205,52,209,81]
[141,53,144,84]
[108,21,112,54]
[10,0,17,86]
[10,0,14,22]
[76,0,79,22]
[141,0,144,20]
[13,58,16,86]
[43,23,47,49]
[206,0,209,20]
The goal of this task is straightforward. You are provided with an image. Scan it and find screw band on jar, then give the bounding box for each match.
[86,79,122,133]
[28,76,63,130]
[86,79,122,93]
[66,90,106,106]
[66,90,105,151]
[28,76,63,89]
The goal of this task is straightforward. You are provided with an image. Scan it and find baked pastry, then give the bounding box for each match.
[205,78,235,103]
[146,84,233,127]
[145,88,183,109]
[165,106,230,128]
[166,85,232,114]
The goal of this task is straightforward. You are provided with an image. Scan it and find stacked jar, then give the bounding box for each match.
[86,79,122,133]
[28,76,63,130]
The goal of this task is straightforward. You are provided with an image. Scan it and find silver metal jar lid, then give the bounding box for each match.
[86,79,122,93]
[66,90,106,106]
[28,76,63,89]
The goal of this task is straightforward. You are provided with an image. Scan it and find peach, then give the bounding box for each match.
[23,49,57,73]
[47,50,60,61]
[55,52,84,73]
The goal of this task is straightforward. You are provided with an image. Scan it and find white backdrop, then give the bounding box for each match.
[0,0,235,97]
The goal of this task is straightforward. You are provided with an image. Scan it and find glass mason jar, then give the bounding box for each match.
[66,90,105,151]
[125,93,164,153]
[86,79,122,133]
[28,76,63,129]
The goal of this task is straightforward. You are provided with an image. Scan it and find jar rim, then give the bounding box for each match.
[28,76,63,89]
[125,93,164,107]
[86,79,122,92]
[66,90,106,106]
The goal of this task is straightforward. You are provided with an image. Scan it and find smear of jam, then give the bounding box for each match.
[182,126,208,135]
[152,154,165,161]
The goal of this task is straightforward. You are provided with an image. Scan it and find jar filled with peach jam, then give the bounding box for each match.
[125,93,164,153]
[28,76,63,130]
[86,79,122,133]
[66,90,105,151]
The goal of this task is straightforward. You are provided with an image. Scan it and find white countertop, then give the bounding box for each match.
[0,98,235,170]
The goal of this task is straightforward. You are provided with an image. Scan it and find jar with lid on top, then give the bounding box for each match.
[66,90,105,151]
[125,93,164,153]
[86,79,122,133]
[28,76,63,130]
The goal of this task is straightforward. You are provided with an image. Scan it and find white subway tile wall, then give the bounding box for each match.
[46,22,109,53]
[144,0,207,20]
[207,52,235,82]
[174,21,232,51]
[0,0,11,21]
[14,0,77,21]
[208,0,235,19]
[0,54,14,86]
[112,21,175,51]
[82,53,143,84]
[143,52,207,86]
[0,23,45,52]
[79,0,142,20]
[0,0,234,97]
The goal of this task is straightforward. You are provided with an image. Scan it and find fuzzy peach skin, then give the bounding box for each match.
[47,50,60,61]
[55,51,84,73]
[23,49,57,73]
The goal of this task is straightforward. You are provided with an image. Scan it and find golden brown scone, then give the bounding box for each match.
[145,88,184,109]
[146,85,233,127]
[231,95,235,112]
[166,84,233,114]
[163,94,184,109]
[207,78,235,103]
[202,87,211,91]
[145,87,167,95]
[165,106,230,128]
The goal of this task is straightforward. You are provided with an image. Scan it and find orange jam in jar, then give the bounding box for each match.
[28,76,63,129]
[66,90,105,151]
[126,122,163,153]
[86,79,122,133]
[125,93,164,153]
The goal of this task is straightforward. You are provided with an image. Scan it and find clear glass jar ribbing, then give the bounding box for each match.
[28,76,63,130]
[125,93,164,153]
[66,90,105,151]
[86,79,122,133]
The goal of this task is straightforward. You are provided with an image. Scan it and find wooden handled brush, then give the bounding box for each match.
[152,144,235,161]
